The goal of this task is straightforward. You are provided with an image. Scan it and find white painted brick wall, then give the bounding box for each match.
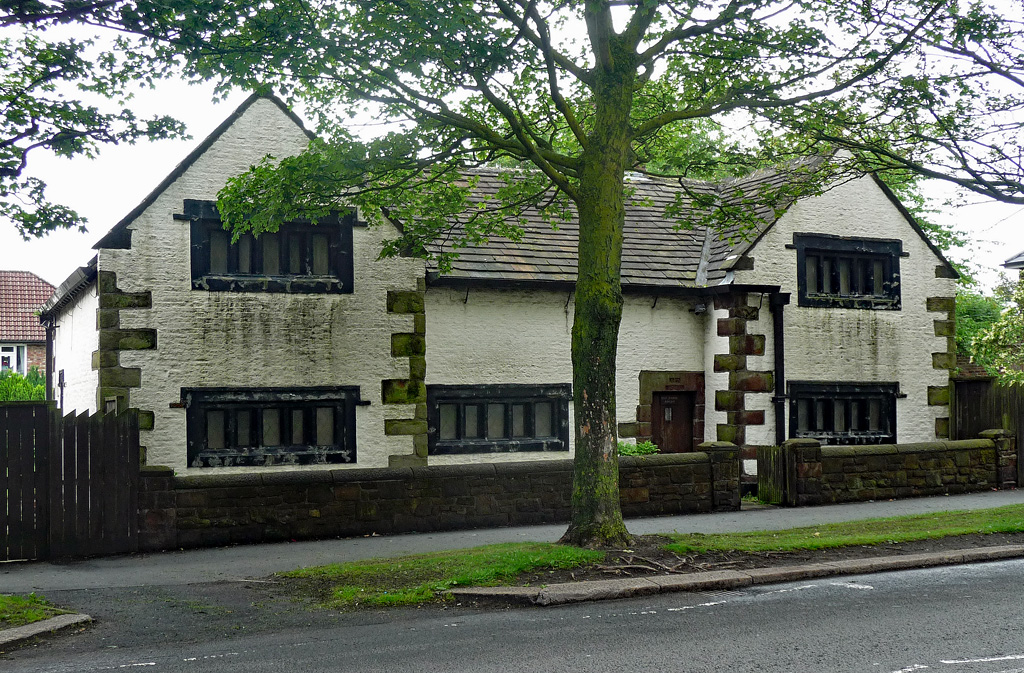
[101,98,425,473]
[50,283,99,414]
[733,175,956,443]
[425,287,705,464]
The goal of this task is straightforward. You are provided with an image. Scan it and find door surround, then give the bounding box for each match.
[619,371,705,451]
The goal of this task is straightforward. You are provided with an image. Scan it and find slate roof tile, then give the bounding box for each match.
[426,161,822,287]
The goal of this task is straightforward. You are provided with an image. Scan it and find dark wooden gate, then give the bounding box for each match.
[953,380,1023,438]
[1,404,140,561]
[757,444,787,505]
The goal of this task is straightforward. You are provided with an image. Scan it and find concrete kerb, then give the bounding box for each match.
[0,613,93,649]
[447,544,1024,607]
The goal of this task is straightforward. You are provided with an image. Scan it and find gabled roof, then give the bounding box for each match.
[1004,250,1024,269]
[92,93,313,251]
[427,161,821,288]
[0,270,55,342]
[39,256,98,322]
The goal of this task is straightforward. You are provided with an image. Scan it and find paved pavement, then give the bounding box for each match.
[4,489,1024,595]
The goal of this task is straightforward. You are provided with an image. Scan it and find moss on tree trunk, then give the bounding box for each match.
[560,60,635,549]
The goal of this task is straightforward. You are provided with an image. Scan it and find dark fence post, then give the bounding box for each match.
[979,429,1018,490]
[782,438,822,507]
[699,441,741,511]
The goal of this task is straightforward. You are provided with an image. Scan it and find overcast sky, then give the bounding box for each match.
[3,80,1022,292]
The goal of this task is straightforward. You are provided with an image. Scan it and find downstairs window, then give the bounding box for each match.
[789,382,898,445]
[183,387,360,467]
[427,383,571,454]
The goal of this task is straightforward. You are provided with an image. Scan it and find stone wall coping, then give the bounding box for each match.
[493,459,574,477]
[697,441,738,450]
[620,453,708,467]
[262,470,333,486]
[162,453,722,490]
[781,438,822,449]
[410,463,498,479]
[820,439,996,460]
[904,439,993,453]
[332,467,415,483]
[979,429,1012,440]
[822,444,897,458]
[174,472,262,488]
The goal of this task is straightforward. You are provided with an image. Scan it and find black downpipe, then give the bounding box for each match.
[770,293,791,445]
[44,322,55,403]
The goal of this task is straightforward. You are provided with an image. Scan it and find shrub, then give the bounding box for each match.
[618,440,659,456]
[0,369,46,401]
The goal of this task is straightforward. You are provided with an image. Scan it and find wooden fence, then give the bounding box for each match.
[1,403,139,561]
[953,379,1023,440]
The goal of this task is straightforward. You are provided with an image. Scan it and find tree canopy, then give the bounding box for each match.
[1,2,186,237]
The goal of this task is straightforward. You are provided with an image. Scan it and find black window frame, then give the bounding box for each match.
[182,199,354,294]
[183,386,360,467]
[794,233,902,310]
[427,383,572,454]
[788,381,898,445]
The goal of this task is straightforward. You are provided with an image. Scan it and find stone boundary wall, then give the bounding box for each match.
[777,430,1017,506]
[138,443,741,551]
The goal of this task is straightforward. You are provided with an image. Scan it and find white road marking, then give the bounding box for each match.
[890,664,929,673]
[666,600,727,612]
[941,655,1024,665]
[832,581,874,590]
[757,584,819,596]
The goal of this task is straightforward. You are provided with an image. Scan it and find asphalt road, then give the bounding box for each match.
[5,559,1024,672]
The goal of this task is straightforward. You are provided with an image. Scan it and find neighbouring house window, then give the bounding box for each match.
[788,382,898,445]
[427,383,571,454]
[183,387,360,467]
[793,234,902,309]
[182,200,354,294]
[0,344,26,375]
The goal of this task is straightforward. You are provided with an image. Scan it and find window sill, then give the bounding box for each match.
[430,439,568,455]
[192,274,351,294]
[799,295,901,310]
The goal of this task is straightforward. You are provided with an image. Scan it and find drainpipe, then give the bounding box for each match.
[770,292,790,445]
[44,321,55,403]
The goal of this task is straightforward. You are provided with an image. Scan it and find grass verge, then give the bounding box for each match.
[280,505,1024,609]
[0,594,70,629]
[283,542,603,608]
[666,504,1024,554]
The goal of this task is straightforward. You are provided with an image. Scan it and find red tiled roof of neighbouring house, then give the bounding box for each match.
[0,270,55,342]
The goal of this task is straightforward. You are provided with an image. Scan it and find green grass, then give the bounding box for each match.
[666,504,1024,554]
[283,542,603,608]
[0,594,70,628]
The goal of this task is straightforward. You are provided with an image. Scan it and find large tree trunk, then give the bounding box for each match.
[560,61,634,549]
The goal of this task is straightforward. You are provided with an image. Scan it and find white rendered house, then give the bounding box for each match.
[40,94,958,475]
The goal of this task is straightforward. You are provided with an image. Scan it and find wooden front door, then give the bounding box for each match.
[652,392,695,453]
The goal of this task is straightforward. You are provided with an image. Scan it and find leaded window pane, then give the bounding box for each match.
[487,403,506,438]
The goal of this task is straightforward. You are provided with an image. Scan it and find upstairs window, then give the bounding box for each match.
[427,383,571,454]
[182,200,354,294]
[794,234,901,309]
[183,387,360,468]
[789,382,897,445]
